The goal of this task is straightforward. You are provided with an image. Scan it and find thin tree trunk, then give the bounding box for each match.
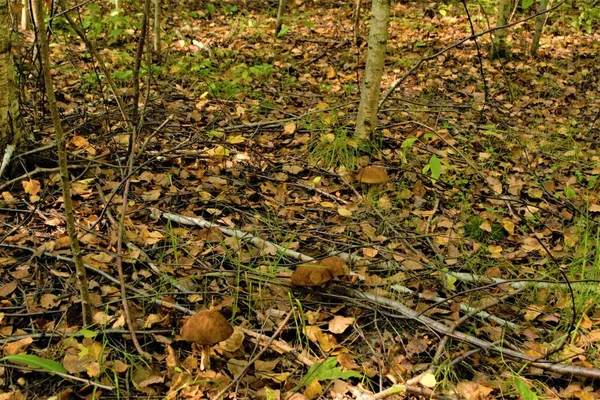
[530,0,549,57]
[491,0,511,59]
[353,0,361,45]
[354,0,391,141]
[153,0,160,53]
[0,0,27,176]
[275,0,286,37]
[32,0,92,325]
[21,0,30,30]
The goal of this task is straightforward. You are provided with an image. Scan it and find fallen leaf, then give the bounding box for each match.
[328,316,354,334]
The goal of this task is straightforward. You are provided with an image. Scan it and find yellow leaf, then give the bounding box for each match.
[488,244,502,254]
[590,204,600,212]
[283,121,296,135]
[326,66,336,79]
[420,372,436,388]
[304,378,322,399]
[2,191,16,204]
[502,219,515,234]
[320,201,336,208]
[316,101,329,110]
[227,135,246,144]
[22,179,40,196]
[70,135,89,148]
[528,188,543,198]
[337,206,353,217]
[362,248,378,258]
[479,220,492,232]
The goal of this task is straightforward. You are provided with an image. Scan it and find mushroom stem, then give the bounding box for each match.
[200,344,211,371]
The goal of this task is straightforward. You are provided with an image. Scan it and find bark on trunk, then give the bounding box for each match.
[33,0,92,324]
[354,0,390,141]
[530,0,549,57]
[153,0,160,53]
[275,0,286,37]
[0,0,27,176]
[491,0,511,59]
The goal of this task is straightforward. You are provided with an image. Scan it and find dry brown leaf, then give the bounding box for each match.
[3,338,33,355]
[40,294,58,309]
[328,316,354,334]
[0,281,18,298]
[220,327,244,352]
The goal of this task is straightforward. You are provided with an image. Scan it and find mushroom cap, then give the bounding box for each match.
[291,264,333,287]
[357,166,389,184]
[181,310,233,345]
[316,256,349,277]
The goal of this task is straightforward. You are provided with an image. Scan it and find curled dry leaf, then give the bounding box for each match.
[219,327,244,352]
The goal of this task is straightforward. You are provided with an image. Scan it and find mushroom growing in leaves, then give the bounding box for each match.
[180,310,233,370]
[291,263,333,287]
[357,165,389,185]
[290,256,349,287]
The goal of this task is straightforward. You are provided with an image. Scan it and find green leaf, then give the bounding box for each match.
[80,329,97,339]
[297,357,362,390]
[277,26,290,37]
[514,377,538,400]
[113,70,133,80]
[564,186,576,198]
[0,355,67,374]
[265,387,278,400]
[521,0,534,10]
[401,137,418,149]
[428,155,442,180]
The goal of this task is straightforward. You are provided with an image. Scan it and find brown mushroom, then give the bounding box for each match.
[317,256,349,277]
[357,166,389,184]
[291,263,334,287]
[181,310,233,370]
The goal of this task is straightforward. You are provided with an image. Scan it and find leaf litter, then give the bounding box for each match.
[0,1,600,399]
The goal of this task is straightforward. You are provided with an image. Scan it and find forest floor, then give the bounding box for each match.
[1,0,600,399]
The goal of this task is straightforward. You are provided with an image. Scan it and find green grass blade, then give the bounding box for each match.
[1,354,67,374]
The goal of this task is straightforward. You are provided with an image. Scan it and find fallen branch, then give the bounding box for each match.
[338,286,600,379]
[161,211,516,329]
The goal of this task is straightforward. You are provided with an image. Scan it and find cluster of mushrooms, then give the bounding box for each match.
[180,166,389,371]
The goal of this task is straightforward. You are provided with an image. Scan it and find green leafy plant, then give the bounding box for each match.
[423,155,442,181]
[293,357,362,392]
[521,0,535,10]
[277,26,291,37]
[513,377,538,400]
